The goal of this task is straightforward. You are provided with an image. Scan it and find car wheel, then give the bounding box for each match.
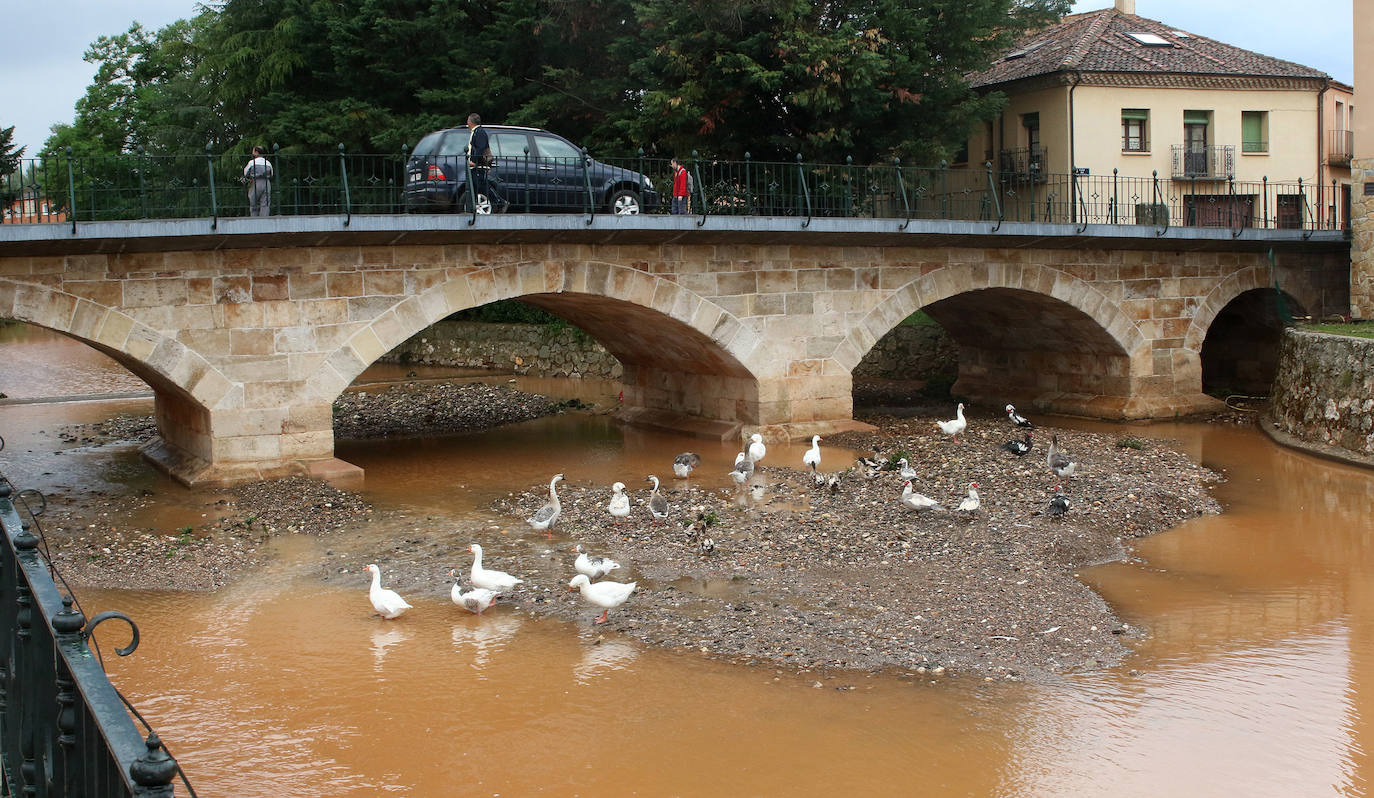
[459,191,493,214]
[608,189,642,215]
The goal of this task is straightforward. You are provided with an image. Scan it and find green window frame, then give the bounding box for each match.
[1242,111,1268,153]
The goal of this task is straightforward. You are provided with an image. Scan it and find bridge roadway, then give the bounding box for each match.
[0,213,1350,486]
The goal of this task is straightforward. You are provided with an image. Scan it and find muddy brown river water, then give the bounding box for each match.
[0,326,1370,796]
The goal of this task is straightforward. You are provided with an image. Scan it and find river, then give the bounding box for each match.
[0,325,1369,796]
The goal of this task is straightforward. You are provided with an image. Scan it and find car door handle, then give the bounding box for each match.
[538,165,554,171]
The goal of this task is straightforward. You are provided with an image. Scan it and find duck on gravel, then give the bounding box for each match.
[672,452,701,478]
[467,543,524,592]
[896,458,918,480]
[1047,435,1079,479]
[1005,404,1034,429]
[645,475,669,524]
[365,564,413,620]
[803,435,822,472]
[1047,485,1069,517]
[748,433,767,464]
[900,481,940,512]
[448,571,499,615]
[936,403,967,443]
[607,482,631,524]
[730,452,754,485]
[956,482,981,514]
[568,574,637,624]
[573,544,621,579]
[1001,432,1033,456]
[526,473,564,537]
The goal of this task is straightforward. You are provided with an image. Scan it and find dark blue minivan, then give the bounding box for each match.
[403,125,659,215]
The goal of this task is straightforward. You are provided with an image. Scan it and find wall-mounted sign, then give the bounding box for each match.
[1073,167,1090,176]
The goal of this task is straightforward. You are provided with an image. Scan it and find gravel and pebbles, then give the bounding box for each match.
[39,382,1224,681]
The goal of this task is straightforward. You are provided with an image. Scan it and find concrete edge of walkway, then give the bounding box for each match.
[1258,416,1374,471]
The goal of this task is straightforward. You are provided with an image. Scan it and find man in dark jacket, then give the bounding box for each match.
[465,113,509,213]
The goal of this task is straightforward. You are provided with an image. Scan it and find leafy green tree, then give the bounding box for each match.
[618,0,1070,164]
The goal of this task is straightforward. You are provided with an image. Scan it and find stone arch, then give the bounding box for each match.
[834,263,1146,373]
[1184,263,1275,351]
[1198,285,1305,396]
[0,279,233,408]
[303,260,765,433]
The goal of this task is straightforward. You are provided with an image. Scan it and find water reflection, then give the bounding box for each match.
[369,625,413,671]
[450,614,522,675]
[573,638,639,684]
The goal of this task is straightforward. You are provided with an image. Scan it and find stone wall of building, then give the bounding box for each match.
[384,319,959,382]
[1352,159,1374,319]
[1268,328,1374,456]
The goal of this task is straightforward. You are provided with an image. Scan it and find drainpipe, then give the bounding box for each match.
[1069,71,1082,223]
[1317,78,1329,227]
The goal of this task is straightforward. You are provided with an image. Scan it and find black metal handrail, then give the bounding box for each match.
[0,149,1341,234]
[0,482,187,796]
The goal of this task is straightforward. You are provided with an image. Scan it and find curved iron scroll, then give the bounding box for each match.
[83,611,140,657]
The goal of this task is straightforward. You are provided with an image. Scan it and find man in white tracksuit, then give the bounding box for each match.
[243,146,273,216]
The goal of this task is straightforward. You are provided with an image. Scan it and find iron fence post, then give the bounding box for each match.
[581,148,594,225]
[939,160,948,219]
[844,156,853,217]
[65,147,76,234]
[137,147,149,220]
[744,152,752,215]
[986,161,1003,232]
[796,153,811,228]
[1332,179,1338,229]
[1112,168,1118,224]
[338,144,351,226]
[129,734,178,797]
[1263,176,1269,228]
[464,147,476,226]
[523,146,531,214]
[692,150,706,226]
[895,158,911,230]
[1152,170,1168,235]
[204,144,217,230]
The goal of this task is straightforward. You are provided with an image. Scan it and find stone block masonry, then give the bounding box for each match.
[1351,158,1374,319]
[1269,329,1374,457]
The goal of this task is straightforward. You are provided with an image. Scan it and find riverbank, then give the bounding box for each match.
[36,388,1221,681]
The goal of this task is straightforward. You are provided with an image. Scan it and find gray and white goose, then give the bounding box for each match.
[526,473,564,536]
[730,451,755,485]
[672,452,701,478]
[645,475,669,524]
[1047,435,1079,479]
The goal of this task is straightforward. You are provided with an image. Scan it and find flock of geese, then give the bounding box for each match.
[365,540,637,624]
[364,404,1081,624]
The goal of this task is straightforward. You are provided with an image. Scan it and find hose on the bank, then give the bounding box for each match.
[1225,394,1267,413]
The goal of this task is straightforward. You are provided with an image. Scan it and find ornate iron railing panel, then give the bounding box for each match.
[0,483,183,797]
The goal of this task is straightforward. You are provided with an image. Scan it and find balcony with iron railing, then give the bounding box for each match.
[1327,129,1353,167]
[997,146,1047,182]
[1171,145,1234,181]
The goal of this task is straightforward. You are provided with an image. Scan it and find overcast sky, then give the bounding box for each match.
[0,0,1357,158]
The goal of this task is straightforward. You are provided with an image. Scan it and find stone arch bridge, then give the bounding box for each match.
[0,215,1348,485]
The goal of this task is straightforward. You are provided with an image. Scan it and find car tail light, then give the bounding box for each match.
[426,164,446,181]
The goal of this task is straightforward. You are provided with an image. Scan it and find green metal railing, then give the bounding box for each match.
[0,461,191,796]
[0,148,1351,234]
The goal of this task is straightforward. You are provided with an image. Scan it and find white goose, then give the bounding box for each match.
[936,403,967,443]
[1047,435,1079,479]
[896,458,918,480]
[448,570,499,615]
[526,473,564,537]
[365,564,413,619]
[747,433,767,464]
[568,574,637,624]
[467,543,524,592]
[802,435,822,472]
[645,475,669,524]
[956,482,981,513]
[900,480,940,511]
[730,452,754,485]
[607,481,631,523]
[672,452,701,478]
[573,544,621,579]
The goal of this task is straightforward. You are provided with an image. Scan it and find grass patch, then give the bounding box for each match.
[1115,437,1145,450]
[1301,321,1374,340]
[899,310,939,327]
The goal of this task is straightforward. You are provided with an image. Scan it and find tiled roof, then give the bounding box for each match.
[968,8,1329,88]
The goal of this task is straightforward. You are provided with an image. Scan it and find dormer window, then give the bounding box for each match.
[1124,32,1172,46]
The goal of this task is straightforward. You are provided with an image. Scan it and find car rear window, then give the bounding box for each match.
[411,131,444,157]
[437,130,472,157]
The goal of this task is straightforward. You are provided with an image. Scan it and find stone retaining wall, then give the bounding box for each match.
[384,319,959,382]
[381,321,623,379]
[1268,328,1374,456]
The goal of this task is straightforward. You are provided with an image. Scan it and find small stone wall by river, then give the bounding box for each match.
[1268,328,1374,456]
[382,320,958,381]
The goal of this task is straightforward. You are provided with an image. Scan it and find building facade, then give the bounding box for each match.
[964,0,1348,232]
